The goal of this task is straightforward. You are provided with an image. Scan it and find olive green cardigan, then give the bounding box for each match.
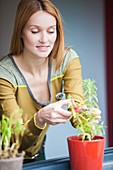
[0,48,84,159]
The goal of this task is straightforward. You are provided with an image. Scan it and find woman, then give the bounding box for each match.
[0,0,84,163]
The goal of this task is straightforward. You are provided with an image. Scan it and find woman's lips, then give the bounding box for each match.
[36,45,49,52]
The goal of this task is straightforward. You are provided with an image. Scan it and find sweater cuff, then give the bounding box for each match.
[34,114,47,130]
[27,117,43,136]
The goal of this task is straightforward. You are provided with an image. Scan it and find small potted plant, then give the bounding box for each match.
[0,109,26,170]
[67,79,106,170]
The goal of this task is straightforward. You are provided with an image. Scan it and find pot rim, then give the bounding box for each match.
[0,156,23,162]
[67,135,105,143]
[0,153,24,162]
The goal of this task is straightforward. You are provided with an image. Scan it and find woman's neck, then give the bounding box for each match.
[13,53,49,76]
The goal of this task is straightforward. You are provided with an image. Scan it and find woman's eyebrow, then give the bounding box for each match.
[28,25,56,29]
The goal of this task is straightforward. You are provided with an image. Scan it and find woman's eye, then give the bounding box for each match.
[48,28,56,34]
[31,31,39,34]
[48,31,55,34]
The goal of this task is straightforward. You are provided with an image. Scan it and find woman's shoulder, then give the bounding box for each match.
[61,48,79,70]
[64,47,79,62]
[0,55,14,70]
[0,55,15,81]
[0,55,25,87]
[51,48,79,79]
[0,55,10,63]
[0,55,12,72]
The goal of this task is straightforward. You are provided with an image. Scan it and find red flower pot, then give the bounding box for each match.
[67,135,105,170]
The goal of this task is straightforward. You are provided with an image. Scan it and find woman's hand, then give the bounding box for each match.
[69,100,102,128]
[89,107,101,124]
[35,99,72,128]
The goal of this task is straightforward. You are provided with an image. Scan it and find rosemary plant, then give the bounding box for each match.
[68,79,106,140]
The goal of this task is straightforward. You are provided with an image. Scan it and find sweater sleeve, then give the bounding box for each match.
[0,78,46,151]
[63,49,84,103]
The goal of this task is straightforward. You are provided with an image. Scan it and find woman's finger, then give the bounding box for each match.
[56,99,71,107]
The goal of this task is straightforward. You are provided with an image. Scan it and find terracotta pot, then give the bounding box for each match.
[0,155,23,170]
[67,135,105,170]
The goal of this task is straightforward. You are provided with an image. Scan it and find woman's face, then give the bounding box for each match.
[22,11,57,58]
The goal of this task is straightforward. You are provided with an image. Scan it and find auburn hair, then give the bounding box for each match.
[10,0,64,71]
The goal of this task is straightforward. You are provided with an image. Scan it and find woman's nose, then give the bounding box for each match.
[39,31,48,43]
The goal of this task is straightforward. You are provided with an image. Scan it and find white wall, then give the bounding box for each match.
[0,0,107,160]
